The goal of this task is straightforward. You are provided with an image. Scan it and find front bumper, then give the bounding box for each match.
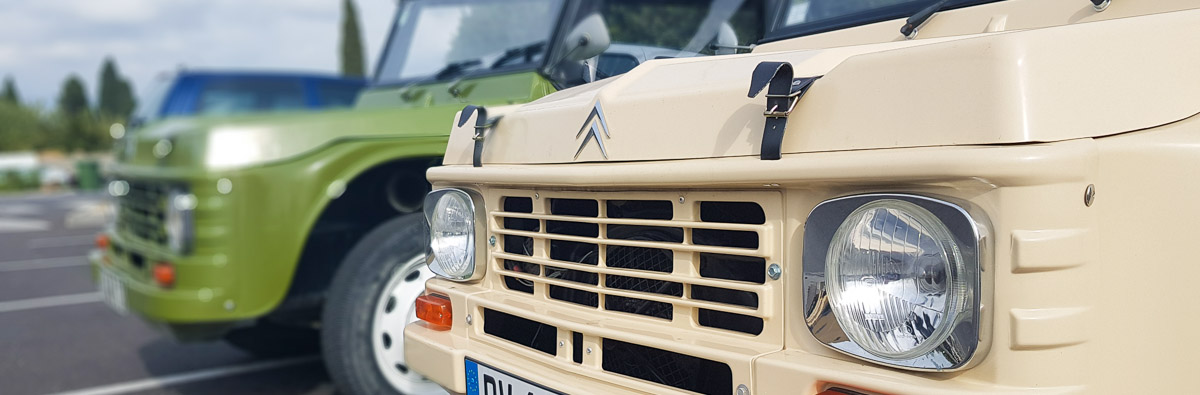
[406,280,1063,395]
[90,232,241,339]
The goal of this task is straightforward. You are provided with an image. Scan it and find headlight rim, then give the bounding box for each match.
[423,188,488,282]
[802,193,990,372]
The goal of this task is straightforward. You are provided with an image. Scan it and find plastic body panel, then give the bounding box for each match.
[413,113,1200,393]
[95,72,556,334]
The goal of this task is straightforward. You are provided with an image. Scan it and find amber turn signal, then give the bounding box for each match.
[153,262,175,288]
[415,293,453,330]
[95,233,110,249]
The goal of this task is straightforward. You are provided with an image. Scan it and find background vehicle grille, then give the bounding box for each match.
[118,180,169,245]
[490,190,777,336]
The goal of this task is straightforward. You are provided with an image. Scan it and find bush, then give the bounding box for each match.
[0,169,40,191]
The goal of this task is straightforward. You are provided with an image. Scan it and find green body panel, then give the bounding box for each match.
[96,72,555,330]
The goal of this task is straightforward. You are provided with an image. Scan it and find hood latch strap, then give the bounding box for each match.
[458,105,501,167]
[747,61,820,160]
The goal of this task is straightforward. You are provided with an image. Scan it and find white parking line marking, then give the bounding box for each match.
[0,292,102,313]
[27,234,96,249]
[0,256,89,272]
[49,356,320,395]
[0,218,51,233]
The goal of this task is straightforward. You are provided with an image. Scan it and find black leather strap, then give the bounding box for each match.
[747,62,820,160]
[458,105,500,167]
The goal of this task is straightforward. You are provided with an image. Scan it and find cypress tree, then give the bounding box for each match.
[98,57,136,120]
[58,75,94,152]
[59,75,90,115]
[340,0,366,77]
[1,76,19,104]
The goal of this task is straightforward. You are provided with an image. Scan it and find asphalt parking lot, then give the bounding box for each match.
[0,192,333,395]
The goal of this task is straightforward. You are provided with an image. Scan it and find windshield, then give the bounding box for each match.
[545,0,765,89]
[375,0,564,85]
[767,0,1001,40]
[131,72,174,124]
[195,78,308,117]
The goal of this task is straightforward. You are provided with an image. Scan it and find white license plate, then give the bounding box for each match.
[98,268,128,315]
[465,359,562,395]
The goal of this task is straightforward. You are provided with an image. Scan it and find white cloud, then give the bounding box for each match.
[0,0,396,107]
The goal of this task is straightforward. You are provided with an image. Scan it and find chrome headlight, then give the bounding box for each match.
[423,188,486,281]
[803,194,987,371]
[164,190,196,254]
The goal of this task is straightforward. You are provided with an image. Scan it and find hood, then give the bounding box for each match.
[444,8,1200,165]
[117,72,553,172]
[116,106,450,172]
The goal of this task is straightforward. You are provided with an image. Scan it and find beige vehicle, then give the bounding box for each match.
[407,1,1200,394]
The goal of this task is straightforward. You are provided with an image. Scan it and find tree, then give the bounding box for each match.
[58,75,90,115]
[97,57,136,120]
[339,0,366,77]
[1,76,19,104]
[57,75,105,152]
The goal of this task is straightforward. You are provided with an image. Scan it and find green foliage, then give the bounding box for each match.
[0,170,40,191]
[0,72,116,154]
[0,101,45,151]
[58,75,90,116]
[340,0,366,78]
[1,76,19,104]
[98,57,136,120]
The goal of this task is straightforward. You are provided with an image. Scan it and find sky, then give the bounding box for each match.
[0,0,397,108]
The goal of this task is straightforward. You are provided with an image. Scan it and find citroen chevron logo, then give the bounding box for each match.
[574,101,610,160]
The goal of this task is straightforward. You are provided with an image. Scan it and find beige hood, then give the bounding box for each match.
[444,8,1200,165]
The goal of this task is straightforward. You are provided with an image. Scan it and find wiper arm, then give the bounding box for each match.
[434,59,483,81]
[900,0,951,39]
[490,41,547,69]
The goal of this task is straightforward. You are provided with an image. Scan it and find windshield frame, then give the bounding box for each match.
[370,0,571,89]
[761,0,1003,43]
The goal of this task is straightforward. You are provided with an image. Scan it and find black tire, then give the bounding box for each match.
[224,320,319,358]
[321,213,438,395]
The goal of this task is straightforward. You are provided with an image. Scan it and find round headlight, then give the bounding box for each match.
[826,199,967,360]
[428,190,477,280]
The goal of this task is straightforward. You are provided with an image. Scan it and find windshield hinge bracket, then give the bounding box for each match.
[747,61,820,160]
[458,105,502,167]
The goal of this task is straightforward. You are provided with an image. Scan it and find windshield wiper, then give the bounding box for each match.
[900,0,952,39]
[434,59,483,81]
[490,42,547,69]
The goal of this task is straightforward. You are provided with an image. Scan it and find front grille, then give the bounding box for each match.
[603,339,732,395]
[118,180,169,245]
[490,190,777,336]
[482,308,732,395]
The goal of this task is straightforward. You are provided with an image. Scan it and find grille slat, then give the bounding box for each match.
[493,251,764,293]
[493,228,768,257]
[499,267,763,316]
[494,211,763,232]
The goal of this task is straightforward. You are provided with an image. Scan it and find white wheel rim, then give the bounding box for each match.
[371,254,446,394]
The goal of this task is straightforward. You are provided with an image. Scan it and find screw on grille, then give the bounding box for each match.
[1084,184,1096,207]
[488,235,496,247]
[737,384,749,395]
[558,340,565,348]
[465,314,473,325]
[767,263,781,280]
[586,347,592,354]
[678,196,685,203]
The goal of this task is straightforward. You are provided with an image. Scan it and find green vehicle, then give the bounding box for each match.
[91,0,763,393]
